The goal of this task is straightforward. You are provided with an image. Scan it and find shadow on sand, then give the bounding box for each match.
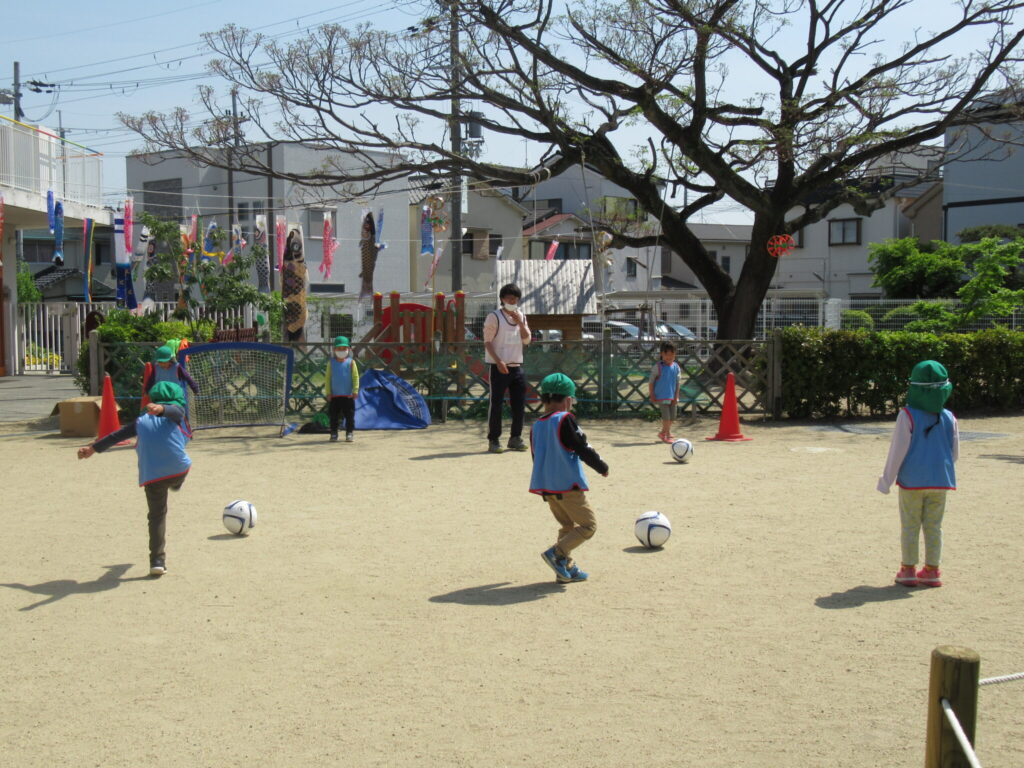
[429,581,566,606]
[815,584,917,609]
[0,563,152,611]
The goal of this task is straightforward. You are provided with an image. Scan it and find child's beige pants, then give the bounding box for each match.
[544,489,597,564]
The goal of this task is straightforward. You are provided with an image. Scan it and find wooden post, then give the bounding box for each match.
[925,645,980,768]
[434,292,445,340]
[372,292,383,329]
[388,292,401,343]
[454,291,465,334]
[88,329,101,396]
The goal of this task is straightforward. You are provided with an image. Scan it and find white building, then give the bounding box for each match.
[127,143,526,298]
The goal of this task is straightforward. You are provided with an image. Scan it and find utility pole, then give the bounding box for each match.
[57,110,68,198]
[13,62,25,121]
[449,2,463,292]
[227,88,239,225]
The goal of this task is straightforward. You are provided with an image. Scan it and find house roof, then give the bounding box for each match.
[685,222,753,242]
[497,259,597,315]
[407,177,529,215]
[33,266,116,297]
[523,212,587,237]
[659,274,700,290]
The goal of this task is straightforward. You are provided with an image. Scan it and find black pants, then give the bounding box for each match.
[329,396,355,435]
[144,475,186,561]
[487,364,526,442]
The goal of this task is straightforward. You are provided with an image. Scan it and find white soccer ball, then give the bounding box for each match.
[634,511,672,548]
[670,438,694,463]
[223,500,257,536]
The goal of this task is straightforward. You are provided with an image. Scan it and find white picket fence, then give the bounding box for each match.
[15,302,252,374]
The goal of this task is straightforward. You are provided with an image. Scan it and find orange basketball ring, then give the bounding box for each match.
[767,234,795,258]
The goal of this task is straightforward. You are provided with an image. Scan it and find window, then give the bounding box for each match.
[829,218,861,245]
[462,231,475,256]
[707,249,718,263]
[488,234,502,256]
[626,258,637,278]
[142,178,183,219]
[237,202,249,225]
[528,241,546,260]
[21,240,53,263]
[721,255,731,275]
[307,209,331,239]
[793,228,804,248]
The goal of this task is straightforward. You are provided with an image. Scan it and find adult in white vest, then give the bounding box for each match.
[483,283,532,453]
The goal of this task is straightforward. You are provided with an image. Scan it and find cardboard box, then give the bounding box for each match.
[50,397,111,437]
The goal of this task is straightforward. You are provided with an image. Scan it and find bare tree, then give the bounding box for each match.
[121,0,1024,338]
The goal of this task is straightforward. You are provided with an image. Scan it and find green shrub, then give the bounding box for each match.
[840,310,873,331]
[778,326,1024,418]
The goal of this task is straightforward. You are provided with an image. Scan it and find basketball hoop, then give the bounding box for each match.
[767,234,795,259]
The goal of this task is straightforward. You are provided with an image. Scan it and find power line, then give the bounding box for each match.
[0,1,222,45]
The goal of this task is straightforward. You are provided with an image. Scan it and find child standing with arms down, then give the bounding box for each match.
[77,381,192,577]
[531,373,609,583]
[143,345,200,400]
[325,335,360,442]
[649,341,681,443]
[877,360,959,588]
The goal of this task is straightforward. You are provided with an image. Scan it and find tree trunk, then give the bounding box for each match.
[712,212,785,339]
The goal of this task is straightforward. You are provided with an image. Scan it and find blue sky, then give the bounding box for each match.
[3,0,431,201]
[4,2,1015,225]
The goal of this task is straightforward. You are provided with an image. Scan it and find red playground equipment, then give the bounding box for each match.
[360,291,469,363]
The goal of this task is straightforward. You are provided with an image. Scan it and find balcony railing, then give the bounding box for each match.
[0,115,104,208]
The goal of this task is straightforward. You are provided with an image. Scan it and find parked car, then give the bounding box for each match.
[582,320,656,342]
[531,329,563,343]
[655,322,697,341]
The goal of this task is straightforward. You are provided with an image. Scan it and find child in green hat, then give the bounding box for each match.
[877,360,960,587]
[77,381,192,577]
[143,344,199,402]
[324,335,360,442]
[530,372,609,583]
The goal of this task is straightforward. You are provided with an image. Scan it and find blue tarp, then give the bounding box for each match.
[355,369,431,430]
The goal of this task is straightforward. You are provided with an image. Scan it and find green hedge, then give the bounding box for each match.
[779,327,1024,418]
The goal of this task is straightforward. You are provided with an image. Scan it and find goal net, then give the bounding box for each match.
[178,342,295,433]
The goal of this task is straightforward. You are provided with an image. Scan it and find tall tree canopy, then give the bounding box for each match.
[123,0,1024,338]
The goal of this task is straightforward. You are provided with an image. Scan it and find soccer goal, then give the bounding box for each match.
[178,342,295,434]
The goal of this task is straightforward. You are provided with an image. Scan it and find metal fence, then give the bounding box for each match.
[22,292,1022,376]
[301,294,1024,343]
[0,116,104,208]
[93,335,779,422]
[16,301,252,374]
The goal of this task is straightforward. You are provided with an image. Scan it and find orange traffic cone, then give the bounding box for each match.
[706,372,752,442]
[96,374,130,445]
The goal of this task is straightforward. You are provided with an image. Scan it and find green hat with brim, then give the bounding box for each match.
[154,345,174,363]
[333,336,350,348]
[149,381,186,409]
[906,360,952,413]
[540,372,576,397]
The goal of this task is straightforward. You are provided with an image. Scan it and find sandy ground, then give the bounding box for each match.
[1,412,1022,768]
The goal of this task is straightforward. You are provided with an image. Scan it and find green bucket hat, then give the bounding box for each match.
[149,381,186,409]
[333,335,350,348]
[154,345,174,363]
[540,372,576,397]
[906,360,952,413]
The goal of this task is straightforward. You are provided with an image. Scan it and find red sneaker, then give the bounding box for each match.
[916,566,942,587]
[895,565,918,587]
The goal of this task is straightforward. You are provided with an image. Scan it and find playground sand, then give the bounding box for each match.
[1,415,1022,767]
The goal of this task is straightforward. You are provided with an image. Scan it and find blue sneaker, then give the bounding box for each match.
[558,563,588,583]
[541,547,571,581]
